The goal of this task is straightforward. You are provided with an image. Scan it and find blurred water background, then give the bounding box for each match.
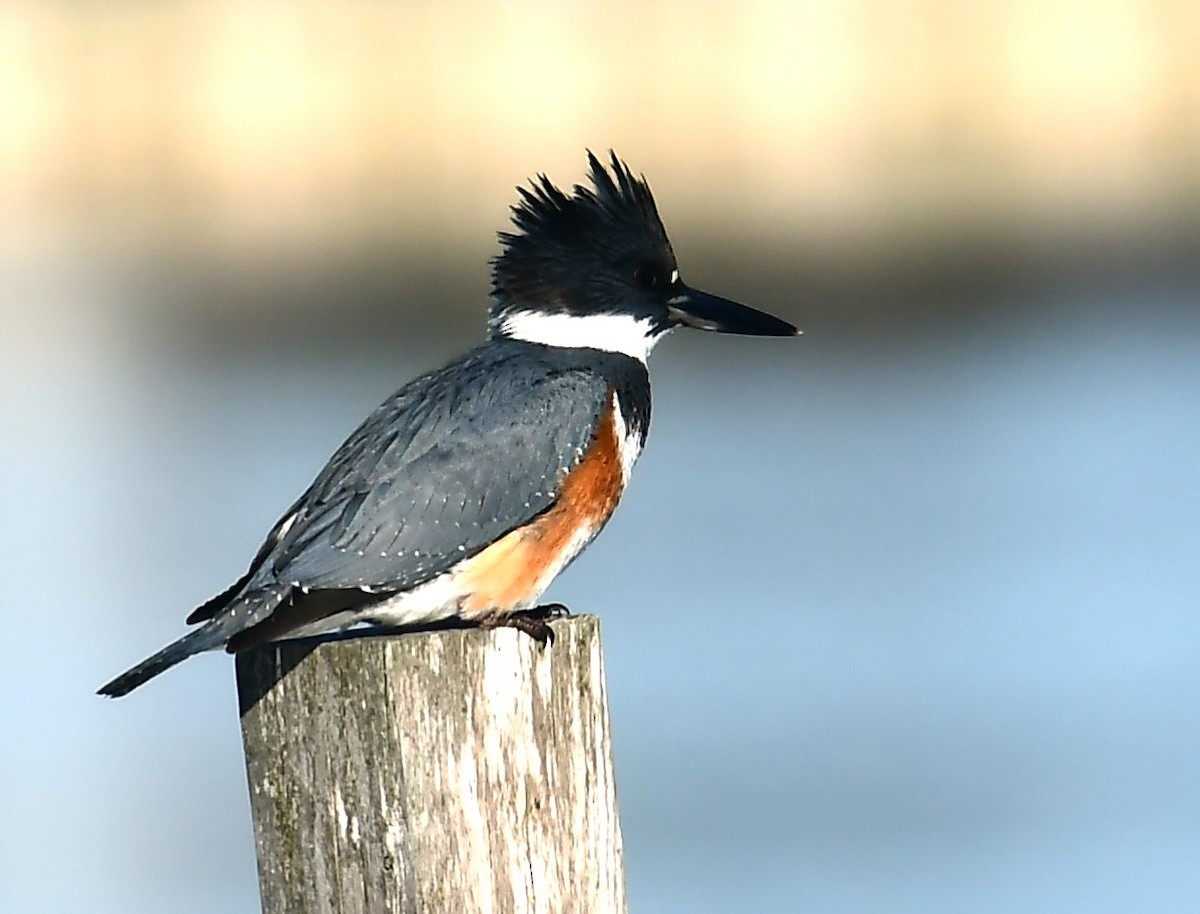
[3,3,1199,912]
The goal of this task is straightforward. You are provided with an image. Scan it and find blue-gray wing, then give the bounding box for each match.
[249,349,611,595]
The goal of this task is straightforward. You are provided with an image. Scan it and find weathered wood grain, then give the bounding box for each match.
[236,615,626,914]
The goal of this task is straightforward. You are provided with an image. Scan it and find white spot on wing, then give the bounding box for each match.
[274,512,298,542]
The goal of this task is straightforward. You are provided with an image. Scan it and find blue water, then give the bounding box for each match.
[3,273,1198,912]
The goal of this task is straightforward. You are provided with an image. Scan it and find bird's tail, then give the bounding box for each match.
[97,621,231,698]
[98,584,295,697]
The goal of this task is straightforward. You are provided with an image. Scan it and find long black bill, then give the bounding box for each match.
[668,286,799,336]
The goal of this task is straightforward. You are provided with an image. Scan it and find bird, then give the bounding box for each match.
[98,151,798,698]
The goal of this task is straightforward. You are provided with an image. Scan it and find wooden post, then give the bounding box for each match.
[236,615,627,914]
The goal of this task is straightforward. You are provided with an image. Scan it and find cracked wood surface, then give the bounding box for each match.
[237,615,626,914]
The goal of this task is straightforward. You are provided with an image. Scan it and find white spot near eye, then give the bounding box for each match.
[670,269,679,284]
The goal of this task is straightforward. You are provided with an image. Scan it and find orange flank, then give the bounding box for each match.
[458,394,625,616]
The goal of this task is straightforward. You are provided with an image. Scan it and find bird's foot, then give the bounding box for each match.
[483,604,572,645]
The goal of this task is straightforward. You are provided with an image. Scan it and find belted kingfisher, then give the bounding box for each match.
[99,151,797,697]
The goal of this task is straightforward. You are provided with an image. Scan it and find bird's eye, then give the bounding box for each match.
[634,263,662,289]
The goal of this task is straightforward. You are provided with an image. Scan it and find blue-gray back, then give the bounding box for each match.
[245,340,624,596]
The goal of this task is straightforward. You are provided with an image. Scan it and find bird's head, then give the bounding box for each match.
[489,151,798,361]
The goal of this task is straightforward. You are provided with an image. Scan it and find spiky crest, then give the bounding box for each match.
[489,151,675,324]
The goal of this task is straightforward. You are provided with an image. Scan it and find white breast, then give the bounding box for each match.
[610,391,643,485]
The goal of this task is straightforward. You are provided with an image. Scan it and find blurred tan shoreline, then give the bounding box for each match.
[2,1,1198,337]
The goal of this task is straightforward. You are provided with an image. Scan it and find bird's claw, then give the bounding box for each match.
[484,604,572,645]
